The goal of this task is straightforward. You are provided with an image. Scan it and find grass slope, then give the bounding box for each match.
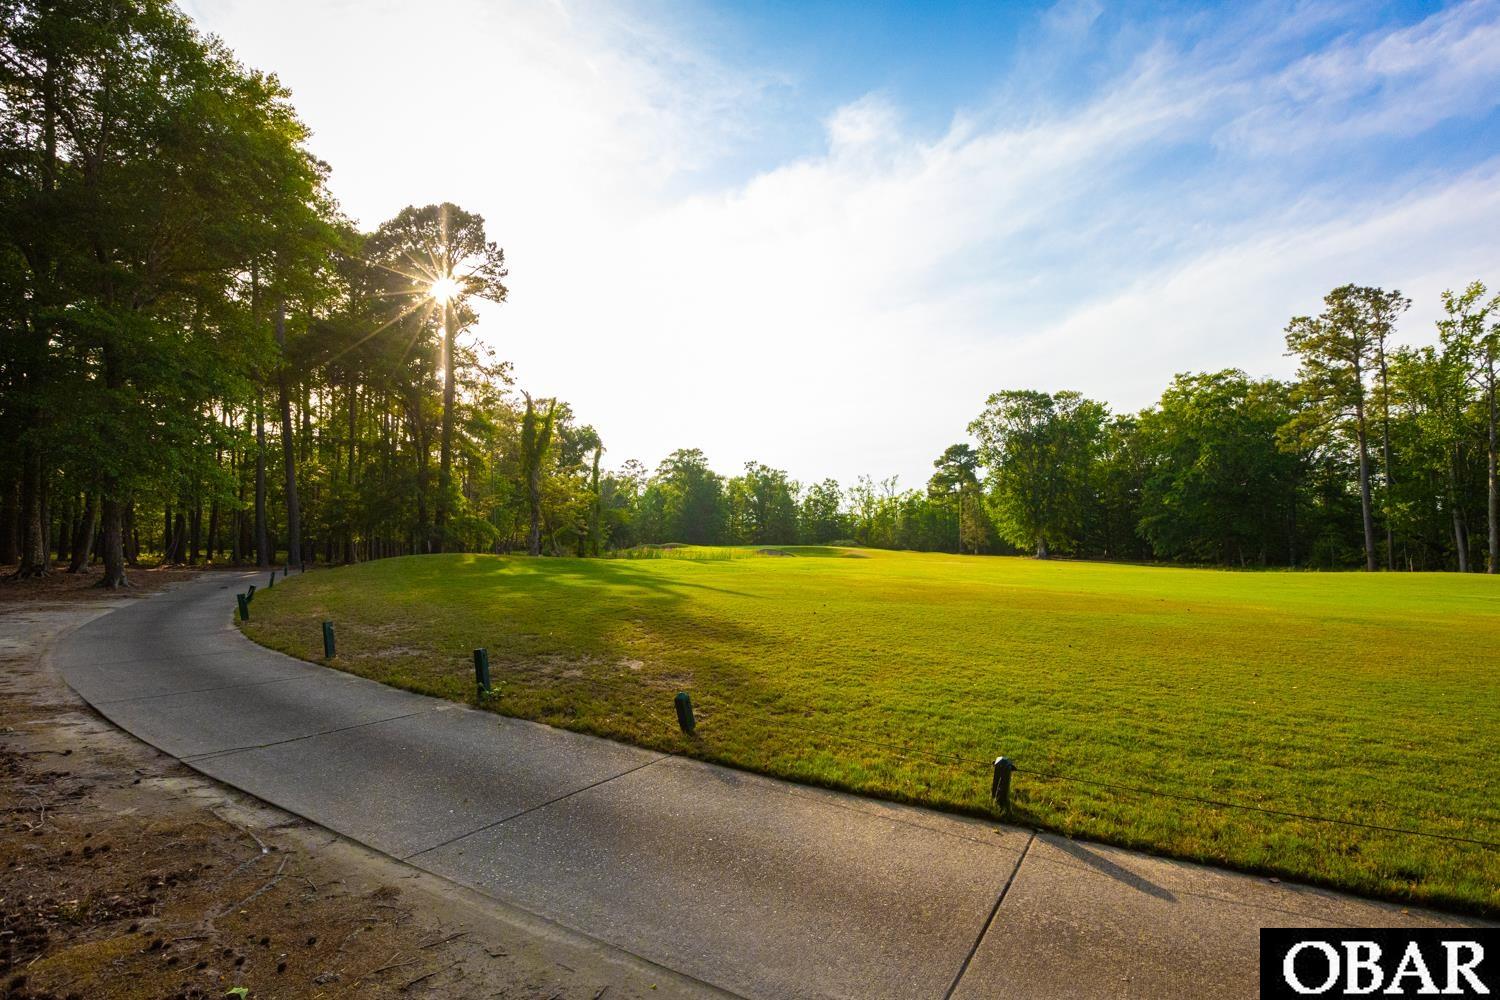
[242,548,1499,913]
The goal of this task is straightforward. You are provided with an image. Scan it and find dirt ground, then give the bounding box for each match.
[0,567,713,1000]
[0,566,204,605]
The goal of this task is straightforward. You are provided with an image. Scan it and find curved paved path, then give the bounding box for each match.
[51,570,1480,999]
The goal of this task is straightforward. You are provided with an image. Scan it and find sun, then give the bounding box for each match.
[428,275,461,302]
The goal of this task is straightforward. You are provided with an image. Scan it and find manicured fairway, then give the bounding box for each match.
[242,549,1499,913]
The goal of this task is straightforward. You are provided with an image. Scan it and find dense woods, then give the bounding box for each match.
[2,1,1496,578]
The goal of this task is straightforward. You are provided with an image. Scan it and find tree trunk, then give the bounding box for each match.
[1377,347,1396,571]
[233,412,246,564]
[55,492,73,566]
[347,384,358,487]
[125,503,139,565]
[96,495,129,588]
[345,385,358,563]
[588,445,602,557]
[300,379,311,462]
[410,394,431,554]
[14,446,49,577]
[189,500,202,564]
[957,489,964,555]
[521,395,554,557]
[13,58,57,579]
[208,408,223,562]
[434,302,456,553]
[1035,535,1049,559]
[97,335,130,588]
[255,392,270,567]
[0,479,18,565]
[1453,445,1470,573]
[1287,499,1298,569]
[68,492,97,572]
[168,509,186,564]
[1353,402,1377,571]
[1488,362,1497,574]
[38,472,49,567]
[527,461,543,557]
[1380,449,1394,569]
[275,301,301,567]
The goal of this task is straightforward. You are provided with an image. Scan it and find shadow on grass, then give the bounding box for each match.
[477,555,764,602]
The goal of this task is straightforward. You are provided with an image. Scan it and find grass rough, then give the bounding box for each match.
[242,548,1500,914]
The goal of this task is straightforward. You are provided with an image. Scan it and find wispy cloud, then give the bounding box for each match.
[186,0,1500,486]
[1222,0,1500,151]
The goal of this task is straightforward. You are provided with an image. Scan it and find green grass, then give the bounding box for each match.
[607,544,762,560]
[241,548,1500,913]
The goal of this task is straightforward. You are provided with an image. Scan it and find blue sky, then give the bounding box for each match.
[638,2,1498,189]
[186,0,1500,487]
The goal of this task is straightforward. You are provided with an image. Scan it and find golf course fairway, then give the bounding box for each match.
[242,548,1499,913]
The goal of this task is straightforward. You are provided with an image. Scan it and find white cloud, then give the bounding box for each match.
[824,94,903,154]
[990,164,1500,405]
[1041,0,1104,39]
[186,0,760,226]
[184,0,1500,488]
[1221,0,1500,151]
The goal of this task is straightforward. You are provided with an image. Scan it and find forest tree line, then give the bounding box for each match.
[575,277,1500,575]
[3,2,1496,581]
[962,279,1498,574]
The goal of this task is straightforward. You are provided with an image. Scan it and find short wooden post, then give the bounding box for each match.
[674,692,696,734]
[991,757,1015,814]
[474,648,493,702]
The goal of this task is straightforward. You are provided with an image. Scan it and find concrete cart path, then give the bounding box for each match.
[50,570,1484,999]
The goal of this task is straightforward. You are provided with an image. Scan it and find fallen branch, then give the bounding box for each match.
[219,856,287,915]
[418,931,467,950]
[402,960,459,990]
[219,817,269,856]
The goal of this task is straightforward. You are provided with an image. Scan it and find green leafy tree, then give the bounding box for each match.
[798,478,847,543]
[649,449,725,544]
[726,462,798,545]
[1088,415,1149,561]
[364,202,507,552]
[1389,343,1476,570]
[1,0,338,585]
[518,392,557,556]
[969,390,1107,558]
[1282,285,1407,572]
[1136,372,1301,565]
[1431,285,1494,571]
[1439,282,1500,572]
[1364,287,1410,568]
[597,459,647,551]
[928,443,984,554]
